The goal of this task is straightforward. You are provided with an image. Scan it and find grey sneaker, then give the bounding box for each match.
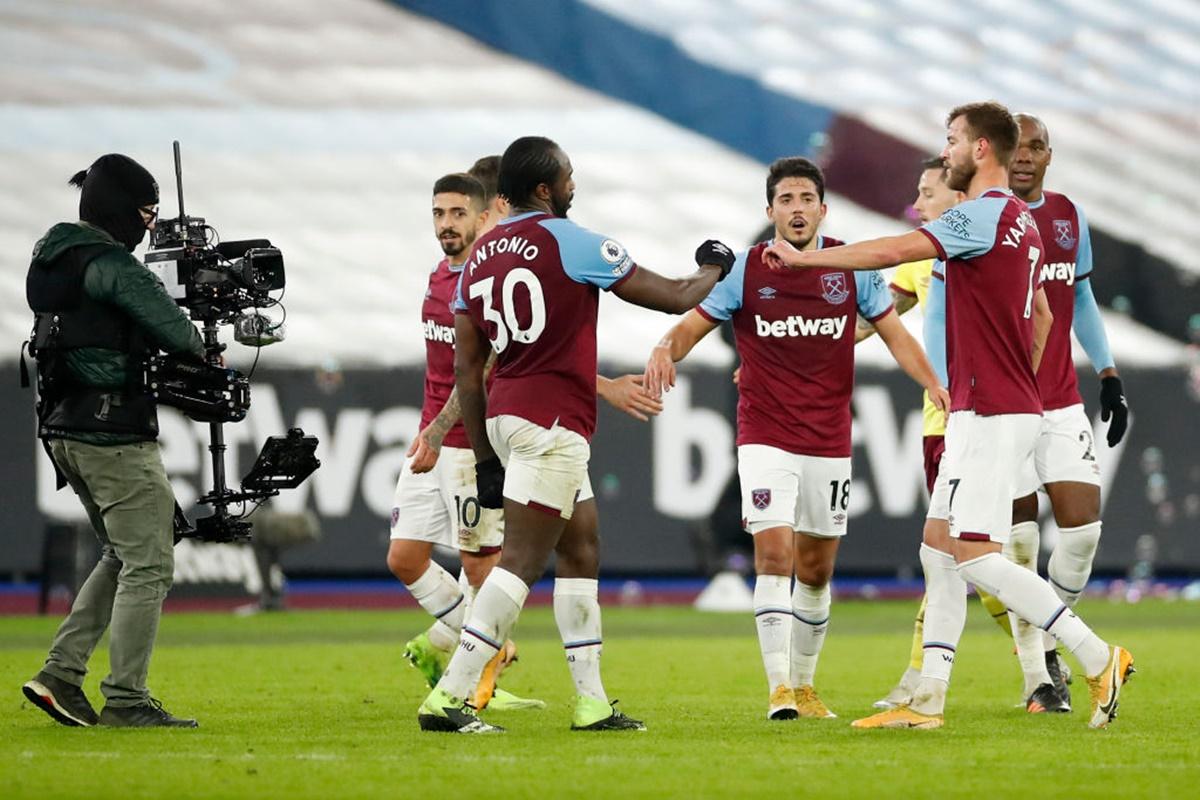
[23,670,98,727]
[99,698,198,728]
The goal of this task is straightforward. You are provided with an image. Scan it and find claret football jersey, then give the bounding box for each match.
[419,257,471,448]
[697,237,893,458]
[455,211,636,441]
[1027,191,1093,411]
[919,188,1044,416]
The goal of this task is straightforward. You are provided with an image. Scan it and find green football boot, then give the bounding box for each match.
[570,696,646,731]
[487,687,546,711]
[417,687,504,734]
[403,632,449,688]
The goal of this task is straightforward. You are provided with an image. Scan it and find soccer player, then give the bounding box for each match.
[864,159,1017,710]
[764,102,1133,730]
[397,172,662,714]
[387,172,540,712]
[642,157,949,721]
[417,135,733,733]
[1003,113,1129,713]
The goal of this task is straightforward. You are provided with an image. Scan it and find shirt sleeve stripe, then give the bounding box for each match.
[889,283,918,298]
[917,227,947,261]
[694,304,720,323]
[604,263,638,291]
[867,304,894,324]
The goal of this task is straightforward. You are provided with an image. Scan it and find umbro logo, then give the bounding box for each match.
[758,286,777,300]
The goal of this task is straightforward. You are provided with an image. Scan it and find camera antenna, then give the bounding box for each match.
[173,140,186,219]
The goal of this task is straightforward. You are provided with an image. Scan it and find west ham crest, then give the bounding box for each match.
[820,272,850,305]
[751,488,772,510]
[1053,219,1076,250]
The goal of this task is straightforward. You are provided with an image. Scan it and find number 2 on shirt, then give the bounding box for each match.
[469,269,547,353]
[1023,245,1040,319]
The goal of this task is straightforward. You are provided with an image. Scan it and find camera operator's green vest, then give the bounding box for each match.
[26,223,158,443]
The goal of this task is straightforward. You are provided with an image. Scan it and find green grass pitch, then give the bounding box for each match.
[2,598,1196,799]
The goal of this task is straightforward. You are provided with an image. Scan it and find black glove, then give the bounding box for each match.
[476,456,505,509]
[695,239,736,280]
[1099,375,1128,447]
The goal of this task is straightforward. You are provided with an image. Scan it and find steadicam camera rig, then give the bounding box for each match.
[145,141,319,543]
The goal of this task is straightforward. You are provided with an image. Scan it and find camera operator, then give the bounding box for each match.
[22,154,204,728]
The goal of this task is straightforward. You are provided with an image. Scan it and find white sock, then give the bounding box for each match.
[754,574,792,691]
[1042,522,1102,651]
[437,567,529,702]
[790,581,830,688]
[554,577,607,703]
[406,562,466,650]
[1005,521,1051,693]
[919,544,967,687]
[957,552,1110,677]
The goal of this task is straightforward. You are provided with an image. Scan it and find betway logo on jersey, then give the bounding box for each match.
[423,319,454,343]
[755,313,848,339]
[1040,261,1077,286]
[469,234,540,271]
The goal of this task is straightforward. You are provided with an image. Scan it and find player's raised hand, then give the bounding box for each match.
[643,343,677,399]
[407,428,440,474]
[1099,375,1129,446]
[763,239,803,270]
[732,366,741,385]
[599,374,664,422]
[695,239,736,279]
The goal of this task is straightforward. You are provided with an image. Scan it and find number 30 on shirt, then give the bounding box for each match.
[469,269,547,353]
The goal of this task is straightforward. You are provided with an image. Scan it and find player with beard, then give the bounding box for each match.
[642,157,948,721]
[389,173,541,712]
[1002,113,1128,713]
[418,135,733,734]
[765,102,1132,730]
[864,159,1019,710]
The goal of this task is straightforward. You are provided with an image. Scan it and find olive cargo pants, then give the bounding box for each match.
[42,439,175,707]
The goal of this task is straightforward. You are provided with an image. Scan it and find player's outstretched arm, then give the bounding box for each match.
[873,310,950,415]
[643,310,719,399]
[1031,286,1053,375]
[613,240,734,313]
[597,375,664,422]
[764,230,936,272]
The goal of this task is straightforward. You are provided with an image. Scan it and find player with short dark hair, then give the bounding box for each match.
[417,136,734,734]
[1002,112,1129,713]
[643,157,948,722]
[765,102,1133,731]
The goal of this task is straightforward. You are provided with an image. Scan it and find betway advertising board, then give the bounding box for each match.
[2,366,1196,577]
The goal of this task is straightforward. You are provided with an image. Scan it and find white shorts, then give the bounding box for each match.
[1015,404,1102,496]
[737,444,851,537]
[486,415,594,520]
[929,411,1041,543]
[389,445,504,553]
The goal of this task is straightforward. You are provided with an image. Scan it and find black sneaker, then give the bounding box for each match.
[22,670,98,727]
[1026,683,1071,714]
[99,698,198,728]
[1045,649,1073,711]
[571,700,647,731]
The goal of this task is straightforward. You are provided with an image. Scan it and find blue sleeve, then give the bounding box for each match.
[451,269,467,312]
[920,196,1007,261]
[854,270,893,321]
[697,250,748,321]
[1074,203,1094,280]
[538,218,635,290]
[1073,279,1114,373]
[924,271,948,386]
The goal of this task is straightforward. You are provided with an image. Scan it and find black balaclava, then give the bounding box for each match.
[69,154,159,252]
